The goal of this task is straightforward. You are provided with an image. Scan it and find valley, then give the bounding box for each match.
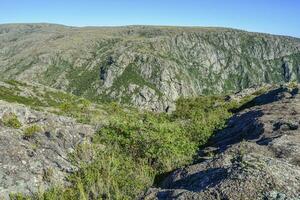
[0,24,300,199]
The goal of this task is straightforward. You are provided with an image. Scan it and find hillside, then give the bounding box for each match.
[144,84,300,199]
[0,80,241,199]
[1,24,300,111]
[1,80,299,199]
[1,23,300,199]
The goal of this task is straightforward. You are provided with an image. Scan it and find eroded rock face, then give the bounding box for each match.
[143,85,300,199]
[0,101,95,199]
[1,24,300,111]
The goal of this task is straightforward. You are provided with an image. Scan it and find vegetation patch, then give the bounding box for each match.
[1,80,259,200]
[43,168,54,182]
[28,95,245,199]
[23,125,42,139]
[112,64,162,100]
[1,113,22,129]
[67,67,99,97]
[0,85,43,107]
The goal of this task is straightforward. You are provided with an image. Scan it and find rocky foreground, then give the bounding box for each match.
[1,80,300,199]
[0,100,94,198]
[143,85,300,199]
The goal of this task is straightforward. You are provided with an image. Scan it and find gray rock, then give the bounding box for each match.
[0,101,95,199]
[282,60,291,82]
[1,24,300,111]
[143,85,300,200]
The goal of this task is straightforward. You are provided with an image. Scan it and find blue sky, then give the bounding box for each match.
[0,0,299,37]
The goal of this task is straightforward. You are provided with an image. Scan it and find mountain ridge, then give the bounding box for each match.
[1,23,300,112]
[1,23,300,199]
[1,23,300,39]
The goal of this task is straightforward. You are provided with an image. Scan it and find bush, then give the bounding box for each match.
[23,125,42,139]
[172,96,234,145]
[9,193,30,200]
[97,112,197,172]
[66,144,154,199]
[29,144,153,200]
[1,113,22,129]
[38,95,237,199]
[59,102,73,113]
[43,168,54,182]
[58,100,92,124]
[15,95,242,199]
[77,98,91,112]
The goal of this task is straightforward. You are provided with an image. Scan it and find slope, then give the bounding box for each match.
[1,24,300,111]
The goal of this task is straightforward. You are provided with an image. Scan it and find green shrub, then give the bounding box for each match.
[37,95,238,199]
[59,102,73,113]
[172,96,234,145]
[10,94,246,199]
[77,98,91,112]
[287,81,298,90]
[23,125,42,139]
[0,85,44,107]
[1,113,22,129]
[97,112,197,172]
[31,144,153,200]
[9,193,30,200]
[67,144,154,199]
[58,100,92,124]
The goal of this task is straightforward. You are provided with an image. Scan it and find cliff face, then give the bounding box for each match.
[1,24,300,111]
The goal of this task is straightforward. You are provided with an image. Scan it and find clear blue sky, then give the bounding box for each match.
[1,0,299,37]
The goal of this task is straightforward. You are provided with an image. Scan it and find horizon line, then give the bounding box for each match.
[1,22,299,39]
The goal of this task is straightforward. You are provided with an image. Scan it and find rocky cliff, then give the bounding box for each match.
[1,24,300,111]
[143,85,300,199]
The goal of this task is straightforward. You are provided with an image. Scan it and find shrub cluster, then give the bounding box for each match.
[9,95,246,200]
[33,95,238,199]
[23,125,42,139]
[1,113,22,129]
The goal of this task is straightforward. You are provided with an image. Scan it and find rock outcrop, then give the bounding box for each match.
[1,24,300,111]
[0,100,94,199]
[143,85,300,199]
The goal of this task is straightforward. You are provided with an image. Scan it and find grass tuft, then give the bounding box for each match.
[1,113,22,129]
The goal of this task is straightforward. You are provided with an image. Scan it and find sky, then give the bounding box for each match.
[0,0,299,37]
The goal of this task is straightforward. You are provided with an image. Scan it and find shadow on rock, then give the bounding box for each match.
[209,86,300,153]
[160,167,227,192]
[205,110,264,153]
[233,86,292,113]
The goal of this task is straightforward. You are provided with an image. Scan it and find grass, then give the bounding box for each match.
[26,95,243,200]
[23,125,42,139]
[0,80,100,124]
[67,144,154,199]
[1,113,22,129]
[0,85,44,107]
[43,168,54,182]
[1,79,262,200]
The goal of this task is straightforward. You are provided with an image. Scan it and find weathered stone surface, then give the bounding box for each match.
[0,101,95,199]
[143,85,300,199]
